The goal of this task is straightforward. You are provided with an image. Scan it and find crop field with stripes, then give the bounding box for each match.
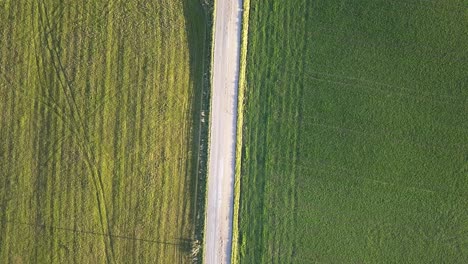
[235,0,468,263]
[0,0,206,263]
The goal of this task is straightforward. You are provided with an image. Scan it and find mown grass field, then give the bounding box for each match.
[0,0,207,263]
[235,0,468,263]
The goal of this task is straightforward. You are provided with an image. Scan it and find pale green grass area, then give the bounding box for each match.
[0,0,206,263]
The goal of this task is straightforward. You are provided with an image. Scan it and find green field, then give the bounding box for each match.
[234,0,468,263]
[0,0,207,263]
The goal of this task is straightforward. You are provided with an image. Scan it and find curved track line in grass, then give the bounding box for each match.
[37,2,116,262]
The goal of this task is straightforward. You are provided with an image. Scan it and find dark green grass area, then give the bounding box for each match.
[237,0,468,263]
[0,0,207,263]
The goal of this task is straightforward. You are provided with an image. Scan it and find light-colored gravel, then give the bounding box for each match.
[204,0,243,263]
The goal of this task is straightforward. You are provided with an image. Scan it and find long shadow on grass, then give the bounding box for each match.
[1,219,189,247]
[181,0,211,256]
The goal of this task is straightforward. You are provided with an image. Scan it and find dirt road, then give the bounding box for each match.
[204,0,243,263]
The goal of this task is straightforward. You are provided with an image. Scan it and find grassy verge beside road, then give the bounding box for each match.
[231,0,251,262]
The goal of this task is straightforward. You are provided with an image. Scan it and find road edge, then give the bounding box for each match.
[201,0,217,263]
[193,1,215,263]
[230,0,251,263]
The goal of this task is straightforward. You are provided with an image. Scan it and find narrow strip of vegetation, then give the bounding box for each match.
[231,0,251,262]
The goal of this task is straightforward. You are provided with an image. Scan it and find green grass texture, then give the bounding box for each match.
[235,0,468,263]
[0,0,207,263]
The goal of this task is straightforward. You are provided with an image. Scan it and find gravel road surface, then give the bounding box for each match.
[204,0,243,263]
